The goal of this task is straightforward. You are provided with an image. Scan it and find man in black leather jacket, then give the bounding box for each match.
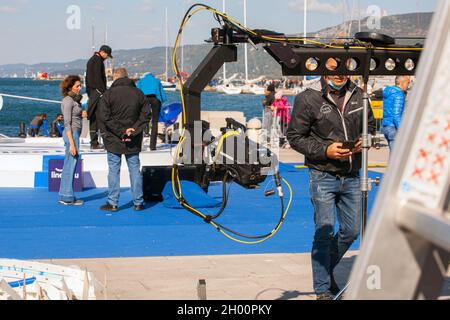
[287,72,376,300]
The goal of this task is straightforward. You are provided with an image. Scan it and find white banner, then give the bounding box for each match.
[398,35,450,209]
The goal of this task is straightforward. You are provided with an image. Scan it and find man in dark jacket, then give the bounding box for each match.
[287,71,376,300]
[86,45,113,149]
[97,68,152,212]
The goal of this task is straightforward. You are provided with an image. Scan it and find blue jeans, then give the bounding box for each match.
[107,152,144,207]
[59,129,81,202]
[309,169,361,295]
[382,126,397,151]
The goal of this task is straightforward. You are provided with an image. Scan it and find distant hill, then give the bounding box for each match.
[312,12,431,39]
[0,12,433,79]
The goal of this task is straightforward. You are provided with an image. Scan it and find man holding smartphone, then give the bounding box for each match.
[287,66,376,300]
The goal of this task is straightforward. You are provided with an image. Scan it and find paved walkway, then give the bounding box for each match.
[44,251,449,300]
[44,252,358,300]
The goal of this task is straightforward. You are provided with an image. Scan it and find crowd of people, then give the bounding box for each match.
[57,45,160,214]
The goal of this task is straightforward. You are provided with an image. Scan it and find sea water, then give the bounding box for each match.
[0,78,294,137]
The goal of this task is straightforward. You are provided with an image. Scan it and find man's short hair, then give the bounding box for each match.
[114,68,129,79]
[395,76,410,85]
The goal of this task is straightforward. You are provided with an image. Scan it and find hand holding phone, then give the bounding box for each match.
[339,140,356,150]
[327,142,353,159]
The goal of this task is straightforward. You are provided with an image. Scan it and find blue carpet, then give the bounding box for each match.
[0,164,381,260]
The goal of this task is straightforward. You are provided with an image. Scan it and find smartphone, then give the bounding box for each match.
[339,140,356,150]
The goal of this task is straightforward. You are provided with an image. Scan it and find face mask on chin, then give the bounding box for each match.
[328,78,348,91]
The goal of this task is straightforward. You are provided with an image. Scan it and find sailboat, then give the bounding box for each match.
[213,1,242,95]
[216,73,242,94]
[164,7,175,92]
[162,81,177,92]
[161,7,178,92]
[242,76,266,95]
[222,84,242,95]
[224,0,265,95]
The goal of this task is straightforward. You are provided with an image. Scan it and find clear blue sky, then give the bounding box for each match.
[0,0,437,65]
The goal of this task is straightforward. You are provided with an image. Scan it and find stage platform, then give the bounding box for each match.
[0,137,174,188]
[0,164,381,260]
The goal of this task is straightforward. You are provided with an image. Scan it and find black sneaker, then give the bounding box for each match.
[330,274,341,296]
[100,203,119,212]
[90,144,104,150]
[59,199,84,206]
[316,293,334,300]
[134,204,145,212]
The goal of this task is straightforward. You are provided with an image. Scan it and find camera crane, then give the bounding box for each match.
[165,4,424,247]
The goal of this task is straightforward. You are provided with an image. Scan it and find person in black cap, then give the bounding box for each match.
[86,45,113,149]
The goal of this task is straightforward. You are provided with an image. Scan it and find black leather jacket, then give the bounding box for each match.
[287,81,376,176]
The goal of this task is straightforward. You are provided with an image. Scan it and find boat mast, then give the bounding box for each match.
[181,6,185,74]
[165,7,169,81]
[105,24,111,78]
[358,0,361,32]
[105,24,109,70]
[348,0,354,36]
[303,0,307,82]
[91,18,96,54]
[222,0,227,83]
[244,0,248,83]
[304,0,307,40]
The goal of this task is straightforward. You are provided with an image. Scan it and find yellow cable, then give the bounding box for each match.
[210,178,293,245]
[174,177,293,245]
[213,131,241,164]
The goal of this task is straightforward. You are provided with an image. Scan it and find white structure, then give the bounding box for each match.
[346,0,450,299]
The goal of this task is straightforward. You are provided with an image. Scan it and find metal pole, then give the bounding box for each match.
[360,44,374,239]
[334,53,372,300]
[361,86,371,238]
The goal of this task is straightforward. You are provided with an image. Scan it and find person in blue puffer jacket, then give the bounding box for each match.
[136,73,168,150]
[382,76,411,151]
